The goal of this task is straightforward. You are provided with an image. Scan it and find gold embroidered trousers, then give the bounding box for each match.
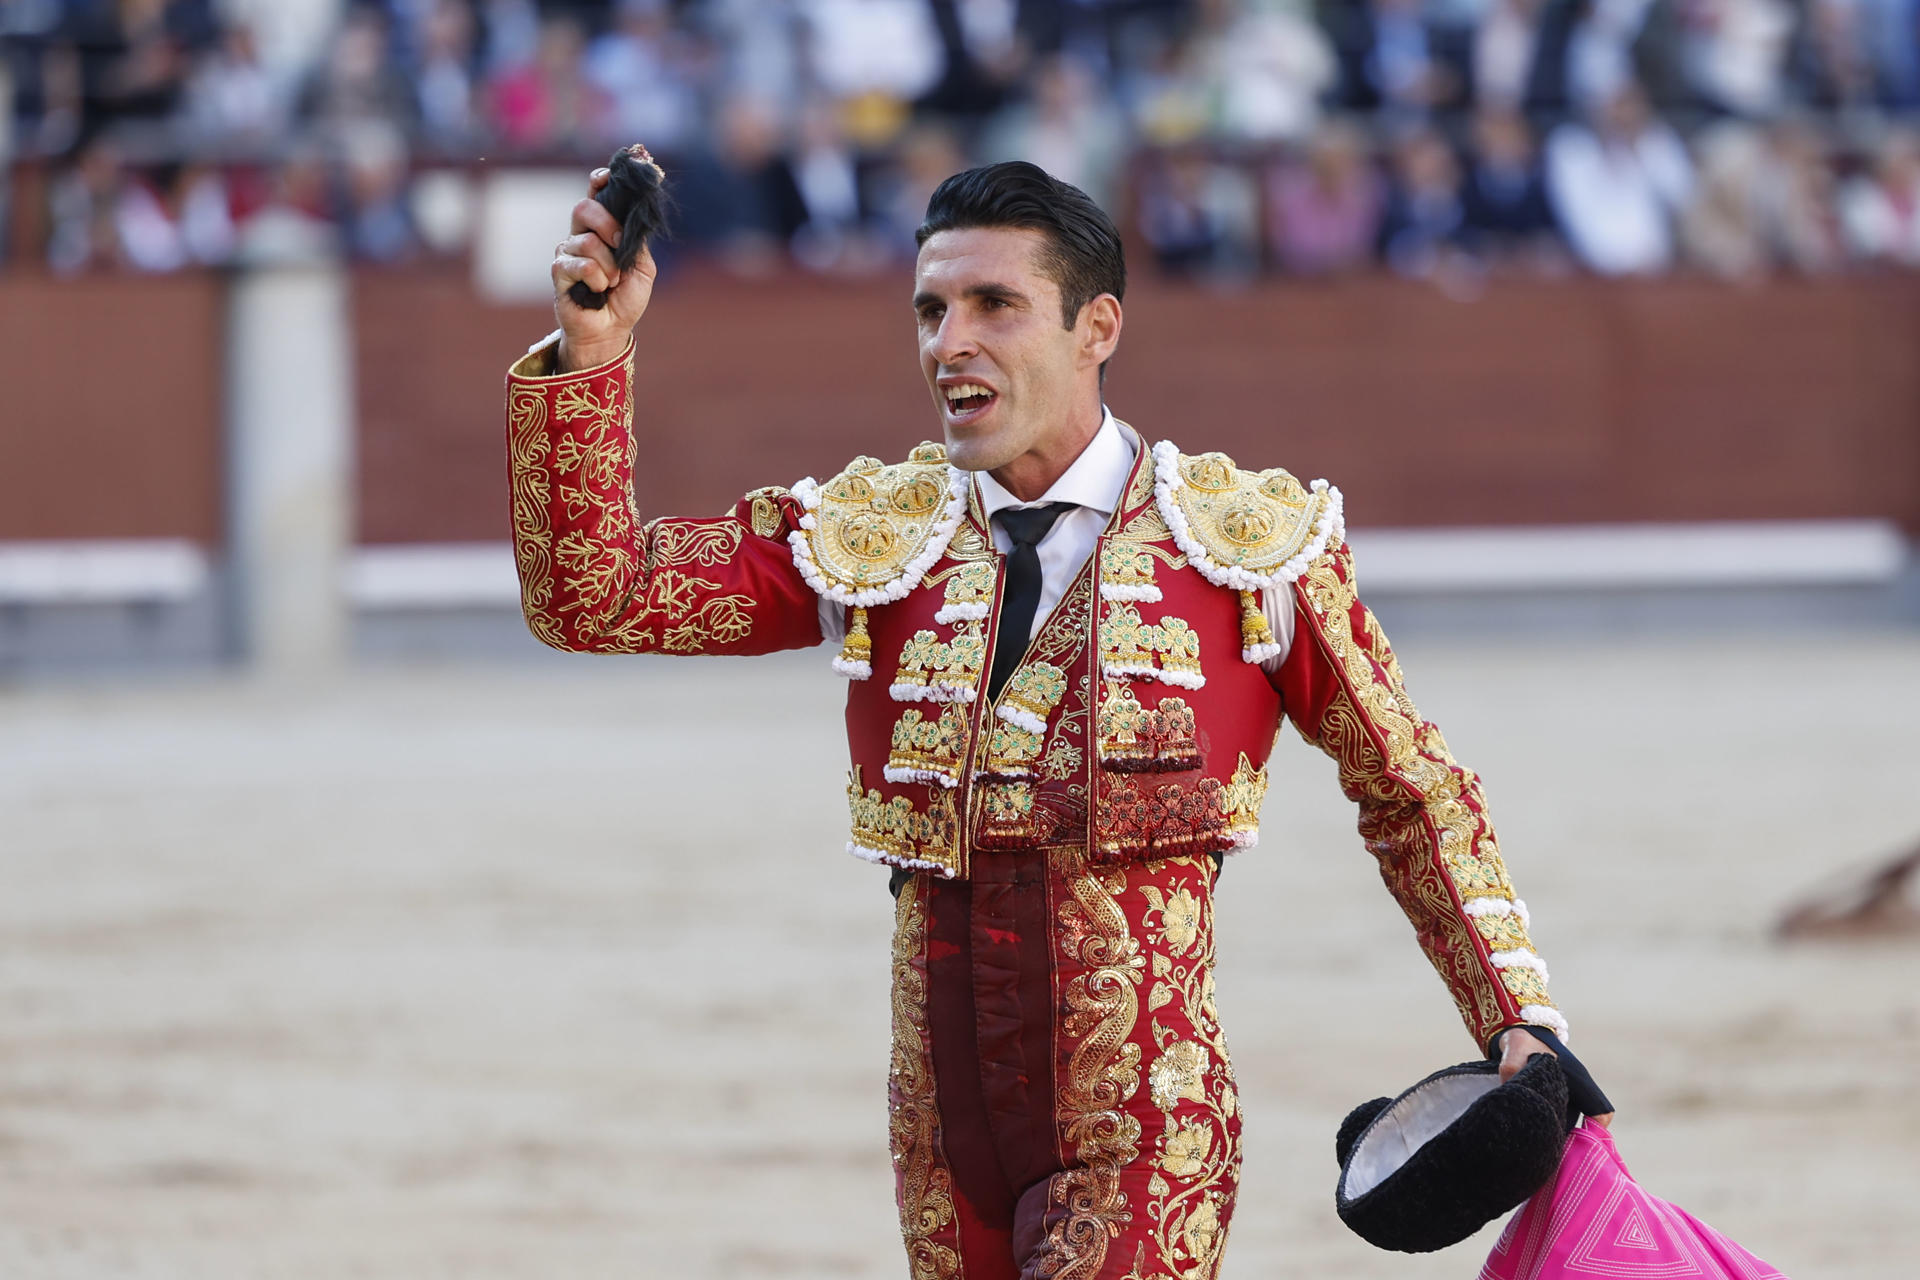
[889,850,1241,1280]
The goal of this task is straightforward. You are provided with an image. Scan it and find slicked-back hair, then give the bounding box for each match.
[916,162,1126,336]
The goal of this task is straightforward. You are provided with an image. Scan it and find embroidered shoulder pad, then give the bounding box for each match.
[1151,440,1344,591]
[789,442,970,607]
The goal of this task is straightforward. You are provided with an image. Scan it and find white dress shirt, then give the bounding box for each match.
[818,409,1296,669]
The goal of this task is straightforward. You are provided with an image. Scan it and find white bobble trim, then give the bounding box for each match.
[789,467,970,609]
[1151,439,1345,592]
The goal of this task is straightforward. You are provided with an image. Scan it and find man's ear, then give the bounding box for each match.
[1079,294,1123,370]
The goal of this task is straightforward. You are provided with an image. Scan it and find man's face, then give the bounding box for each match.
[913,226,1092,474]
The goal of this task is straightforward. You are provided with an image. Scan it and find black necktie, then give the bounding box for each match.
[987,502,1074,703]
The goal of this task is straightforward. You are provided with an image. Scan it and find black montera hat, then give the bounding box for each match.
[1334,1053,1572,1253]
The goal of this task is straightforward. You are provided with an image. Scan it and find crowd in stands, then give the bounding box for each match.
[3,0,1919,282]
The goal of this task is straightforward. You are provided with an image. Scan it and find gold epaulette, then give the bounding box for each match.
[789,442,967,609]
[1150,440,1344,593]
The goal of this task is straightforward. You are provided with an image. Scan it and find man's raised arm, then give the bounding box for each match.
[505,168,824,656]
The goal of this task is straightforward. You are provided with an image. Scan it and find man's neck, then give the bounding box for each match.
[986,401,1106,502]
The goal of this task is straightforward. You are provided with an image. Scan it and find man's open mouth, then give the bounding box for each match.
[943,382,997,420]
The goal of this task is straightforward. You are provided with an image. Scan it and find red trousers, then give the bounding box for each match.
[889,850,1243,1280]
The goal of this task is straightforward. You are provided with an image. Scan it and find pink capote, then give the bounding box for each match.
[1481,1120,1787,1280]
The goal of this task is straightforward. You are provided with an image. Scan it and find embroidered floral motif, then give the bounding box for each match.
[1153,441,1343,593]
[848,767,962,877]
[933,561,997,624]
[1292,542,1563,1043]
[886,704,971,789]
[1099,543,1163,603]
[890,624,987,704]
[1135,866,1241,1280]
[1099,603,1207,691]
[1219,754,1268,850]
[1095,776,1230,865]
[1035,859,1146,1279]
[888,879,963,1280]
[1097,685,1202,774]
[997,660,1068,735]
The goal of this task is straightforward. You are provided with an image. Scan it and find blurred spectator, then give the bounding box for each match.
[1168,0,1337,145]
[1461,108,1562,263]
[234,144,342,265]
[1136,145,1261,277]
[303,8,413,138]
[584,0,701,154]
[802,0,946,102]
[1266,120,1385,275]
[980,55,1128,211]
[1332,0,1462,116]
[673,93,806,272]
[1565,0,1659,111]
[870,120,968,253]
[1792,0,1877,110]
[1377,124,1469,277]
[1840,128,1920,265]
[46,135,126,273]
[414,0,481,152]
[488,15,606,152]
[1546,84,1693,274]
[1681,120,1770,277]
[341,122,416,261]
[1468,0,1575,116]
[788,97,876,271]
[117,159,233,270]
[180,21,285,148]
[1754,117,1844,273]
[1676,0,1794,118]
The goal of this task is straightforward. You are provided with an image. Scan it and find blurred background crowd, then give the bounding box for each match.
[3,0,1920,286]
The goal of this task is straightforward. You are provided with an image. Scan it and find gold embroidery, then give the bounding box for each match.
[985,718,1046,777]
[848,767,962,876]
[1220,754,1268,845]
[1098,686,1201,774]
[1292,544,1553,1042]
[892,623,987,703]
[661,595,754,651]
[889,879,962,1279]
[507,385,563,648]
[801,444,955,595]
[998,661,1068,731]
[887,704,971,789]
[1098,603,1204,688]
[934,561,997,621]
[1137,865,1241,1280]
[1099,544,1161,599]
[742,487,790,539]
[1038,856,1146,1279]
[1167,452,1333,577]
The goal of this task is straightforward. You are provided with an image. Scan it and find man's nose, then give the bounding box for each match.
[927,310,977,365]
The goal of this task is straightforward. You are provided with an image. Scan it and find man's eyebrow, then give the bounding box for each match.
[913,282,1032,310]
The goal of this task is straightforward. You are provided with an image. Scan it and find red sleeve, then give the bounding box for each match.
[505,336,824,656]
[1271,540,1565,1051]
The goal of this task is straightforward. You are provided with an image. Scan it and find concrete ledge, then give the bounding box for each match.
[1346,520,1908,592]
[0,540,212,604]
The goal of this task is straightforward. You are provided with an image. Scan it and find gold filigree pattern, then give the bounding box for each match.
[1098,604,1205,689]
[1096,685,1202,774]
[849,767,962,877]
[1036,855,1146,1279]
[1136,863,1241,1280]
[1290,542,1554,1045]
[891,624,988,704]
[1165,452,1332,577]
[888,879,962,1279]
[799,443,956,597]
[888,704,971,789]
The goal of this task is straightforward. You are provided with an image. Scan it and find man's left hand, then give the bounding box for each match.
[1498,1027,1614,1128]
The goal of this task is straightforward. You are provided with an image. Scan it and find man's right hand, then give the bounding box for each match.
[552,167,657,373]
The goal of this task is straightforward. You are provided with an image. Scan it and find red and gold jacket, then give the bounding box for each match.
[505,336,1565,1050]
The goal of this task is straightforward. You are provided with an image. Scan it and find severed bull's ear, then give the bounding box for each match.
[569,143,672,311]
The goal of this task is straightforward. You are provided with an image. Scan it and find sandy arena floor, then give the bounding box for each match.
[2,635,1917,1279]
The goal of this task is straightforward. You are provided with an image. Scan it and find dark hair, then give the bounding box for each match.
[916,161,1126,334]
